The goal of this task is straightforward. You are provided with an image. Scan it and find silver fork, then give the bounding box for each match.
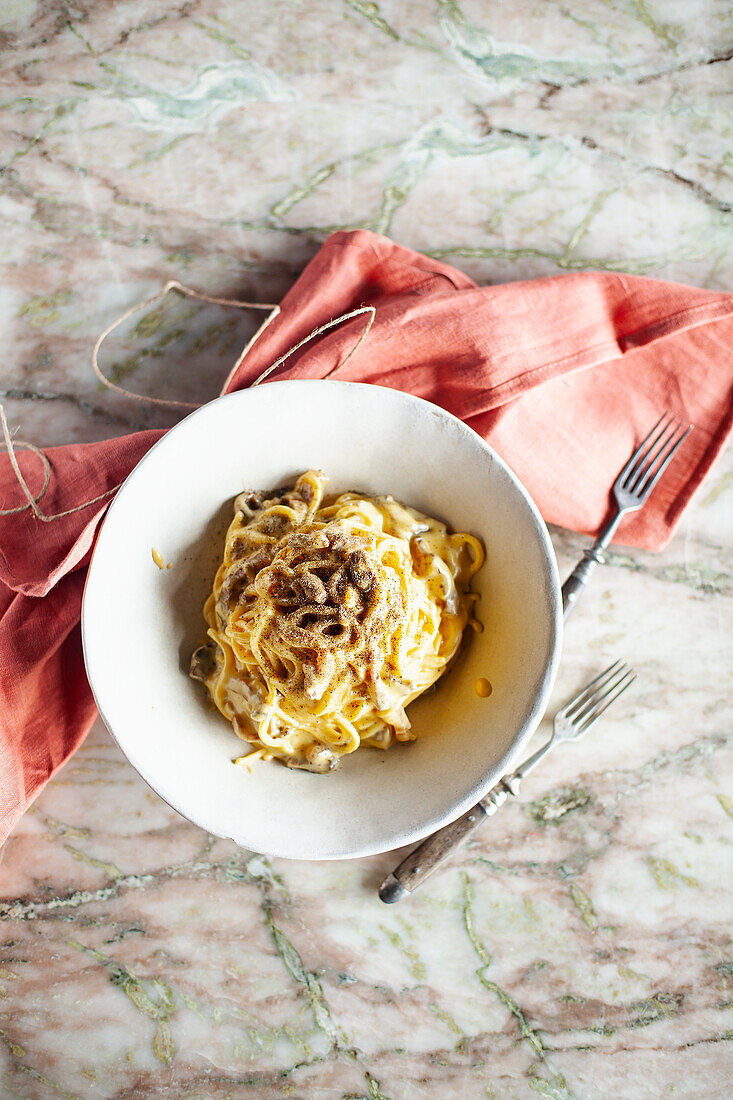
[562,413,691,616]
[379,660,636,903]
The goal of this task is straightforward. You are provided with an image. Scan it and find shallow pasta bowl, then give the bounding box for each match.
[82,380,561,860]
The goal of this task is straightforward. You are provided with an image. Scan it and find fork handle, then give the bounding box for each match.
[378,777,520,903]
[562,506,627,617]
[378,805,488,902]
[561,546,606,616]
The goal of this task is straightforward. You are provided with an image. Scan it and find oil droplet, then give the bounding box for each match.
[474,677,492,698]
[151,548,165,570]
[470,619,484,633]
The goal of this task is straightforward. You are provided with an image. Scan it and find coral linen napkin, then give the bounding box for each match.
[1,229,732,844]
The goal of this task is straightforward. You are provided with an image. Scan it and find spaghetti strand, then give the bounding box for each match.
[190,470,484,772]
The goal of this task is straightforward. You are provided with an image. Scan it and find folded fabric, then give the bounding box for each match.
[1,229,732,844]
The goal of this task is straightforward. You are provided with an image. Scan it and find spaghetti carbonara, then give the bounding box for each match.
[190,471,484,773]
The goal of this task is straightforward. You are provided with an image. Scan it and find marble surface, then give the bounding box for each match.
[1,2,732,1097]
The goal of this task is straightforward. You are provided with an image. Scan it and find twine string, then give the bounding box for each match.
[0,404,122,521]
[92,279,279,409]
[0,410,52,517]
[251,304,375,386]
[1,280,376,523]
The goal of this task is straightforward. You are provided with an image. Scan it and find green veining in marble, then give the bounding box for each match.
[268,140,403,229]
[264,908,343,1044]
[345,1,399,42]
[0,100,82,172]
[244,853,291,899]
[610,731,727,790]
[560,188,620,265]
[63,843,124,879]
[568,884,599,931]
[627,0,682,53]
[10,1057,79,1100]
[67,938,178,1065]
[528,1074,576,1100]
[606,550,733,596]
[271,163,339,220]
[461,874,491,967]
[343,0,441,56]
[378,922,426,981]
[373,118,522,235]
[151,1020,175,1065]
[128,133,192,169]
[100,294,247,390]
[192,18,252,61]
[628,992,684,1029]
[529,787,593,825]
[647,856,700,890]
[429,1002,466,1043]
[365,1073,394,1100]
[18,290,75,328]
[717,794,733,818]
[618,964,649,983]
[475,973,545,1058]
[437,0,623,86]
[39,814,91,841]
[462,875,575,1097]
[125,62,296,132]
[428,241,714,277]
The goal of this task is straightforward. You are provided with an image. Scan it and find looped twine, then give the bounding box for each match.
[0,404,119,521]
[2,279,376,522]
[92,279,281,409]
[250,304,375,386]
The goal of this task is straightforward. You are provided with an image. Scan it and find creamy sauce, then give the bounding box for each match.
[192,471,485,772]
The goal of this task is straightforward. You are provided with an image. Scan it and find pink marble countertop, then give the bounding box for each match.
[1,3,732,1097]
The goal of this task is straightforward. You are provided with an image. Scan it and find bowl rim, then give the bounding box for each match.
[82,379,562,859]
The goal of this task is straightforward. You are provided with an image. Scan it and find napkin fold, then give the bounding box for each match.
[2,229,732,844]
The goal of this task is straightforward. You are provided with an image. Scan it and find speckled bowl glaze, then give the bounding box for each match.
[82,381,561,859]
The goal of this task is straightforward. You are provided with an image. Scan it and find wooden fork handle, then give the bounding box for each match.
[378,803,489,902]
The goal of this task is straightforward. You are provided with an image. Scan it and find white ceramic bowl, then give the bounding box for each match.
[82,381,561,859]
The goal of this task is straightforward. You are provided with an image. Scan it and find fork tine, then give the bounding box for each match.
[636,423,692,500]
[564,664,623,721]
[577,670,637,732]
[569,664,632,724]
[625,414,676,491]
[627,416,680,493]
[618,414,669,483]
[627,416,677,492]
[562,660,623,718]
